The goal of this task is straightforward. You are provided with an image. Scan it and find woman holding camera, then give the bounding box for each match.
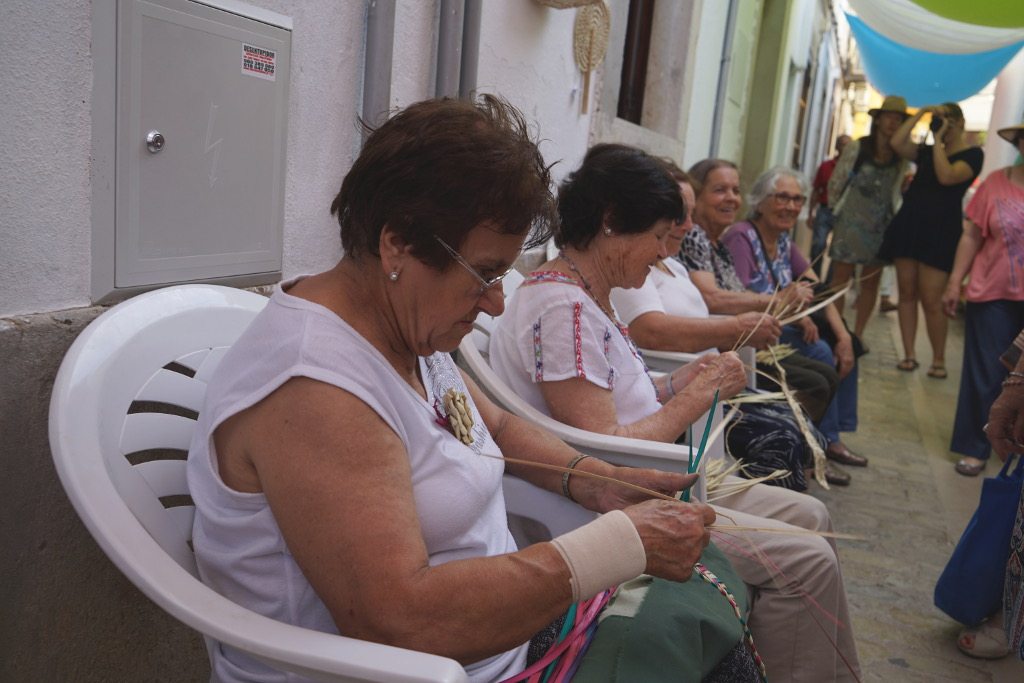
[879,103,983,378]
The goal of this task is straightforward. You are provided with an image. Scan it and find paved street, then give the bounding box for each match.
[811,302,1024,682]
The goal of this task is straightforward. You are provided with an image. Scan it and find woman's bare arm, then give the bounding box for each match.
[891,109,927,160]
[629,311,743,352]
[229,377,572,664]
[463,371,697,512]
[821,303,854,378]
[942,219,984,316]
[629,310,781,352]
[688,270,773,315]
[536,353,745,444]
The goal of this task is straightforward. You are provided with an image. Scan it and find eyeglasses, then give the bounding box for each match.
[433,235,517,296]
[770,192,807,207]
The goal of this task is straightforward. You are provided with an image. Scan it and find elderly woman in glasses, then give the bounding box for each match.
[186,97,729,683]
[681,159,859,476]
[490,144,862,682]
[721,166,863,469]
[681,160,840,439]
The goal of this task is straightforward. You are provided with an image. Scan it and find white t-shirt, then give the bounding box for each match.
[489,271,662,427]
[611,258,710,324]
[611,259,716,357]
[186,279,525,683]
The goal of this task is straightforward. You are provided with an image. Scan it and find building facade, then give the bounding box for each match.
[0,1,846,678]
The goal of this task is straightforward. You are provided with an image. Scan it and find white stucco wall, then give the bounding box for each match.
[681,3,730,167]
[1,0,598,317]
[1,0,94,317]
[247,1,368,284]
[0,0,371,316]
[392,0,438,108]
[476,1,594,185]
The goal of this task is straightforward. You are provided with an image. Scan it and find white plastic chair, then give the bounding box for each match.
[458,270,733,504]
[639,343,758,389]
[49,284,592,683]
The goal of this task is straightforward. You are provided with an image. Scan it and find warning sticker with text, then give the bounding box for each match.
[242,43,276,81]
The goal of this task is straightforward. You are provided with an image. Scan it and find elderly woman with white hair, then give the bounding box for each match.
[722,166,863,466]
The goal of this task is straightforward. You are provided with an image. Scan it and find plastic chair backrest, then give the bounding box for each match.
[51,285,268,575]
[50,285,470,682]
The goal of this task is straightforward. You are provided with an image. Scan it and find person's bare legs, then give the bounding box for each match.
[879,266,898,311]
[830,261,856,318]
[894,258,919,366]
[918,262,950,375]
[853,265,883,339]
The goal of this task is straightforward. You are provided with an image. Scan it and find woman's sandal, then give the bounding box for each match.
[955,458,986,477]
[927,365,948,379]
[896,359,919,371]
[957,620,1010,659]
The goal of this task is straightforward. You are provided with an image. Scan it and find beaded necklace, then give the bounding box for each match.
[557,250,618,322]
[556,250,663,401]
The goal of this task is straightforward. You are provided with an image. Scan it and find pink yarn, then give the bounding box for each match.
[499,588,614,683]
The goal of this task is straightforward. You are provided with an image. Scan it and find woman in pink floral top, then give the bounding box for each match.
[942,123,1024,478]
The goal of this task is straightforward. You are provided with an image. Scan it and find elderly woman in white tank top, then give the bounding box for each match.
[185,96,752,683]
[489,145,862,682]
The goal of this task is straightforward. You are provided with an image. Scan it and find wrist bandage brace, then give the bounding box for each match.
[550,509,647,602]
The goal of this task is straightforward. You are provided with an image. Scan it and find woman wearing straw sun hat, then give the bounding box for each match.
[941,122,1024,479]
[826,95,912,342]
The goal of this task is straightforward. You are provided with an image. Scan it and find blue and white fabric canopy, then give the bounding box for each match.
[849,0,1024,54]
[844,0,1024,105]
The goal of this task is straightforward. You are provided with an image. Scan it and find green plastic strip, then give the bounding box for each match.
[540,602,578,683]
[681,389,719,502]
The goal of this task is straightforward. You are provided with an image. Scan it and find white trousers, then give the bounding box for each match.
[712,478,861,682]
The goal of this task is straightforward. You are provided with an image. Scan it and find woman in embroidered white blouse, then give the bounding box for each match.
[489,144,862,682]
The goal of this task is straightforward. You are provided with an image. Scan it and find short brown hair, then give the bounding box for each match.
[330,95,555,269]
[941,102,965,123]
[658,157,692,187]
[556,144,683,250]
[687,158,739,197]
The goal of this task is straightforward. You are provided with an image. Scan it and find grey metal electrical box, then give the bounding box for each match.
[92,0,290,300]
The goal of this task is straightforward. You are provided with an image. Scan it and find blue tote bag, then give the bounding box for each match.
[935,455,1024,626]
[1005,474,1024,660]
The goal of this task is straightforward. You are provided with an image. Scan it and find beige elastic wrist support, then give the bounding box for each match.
[550,509,647,602]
